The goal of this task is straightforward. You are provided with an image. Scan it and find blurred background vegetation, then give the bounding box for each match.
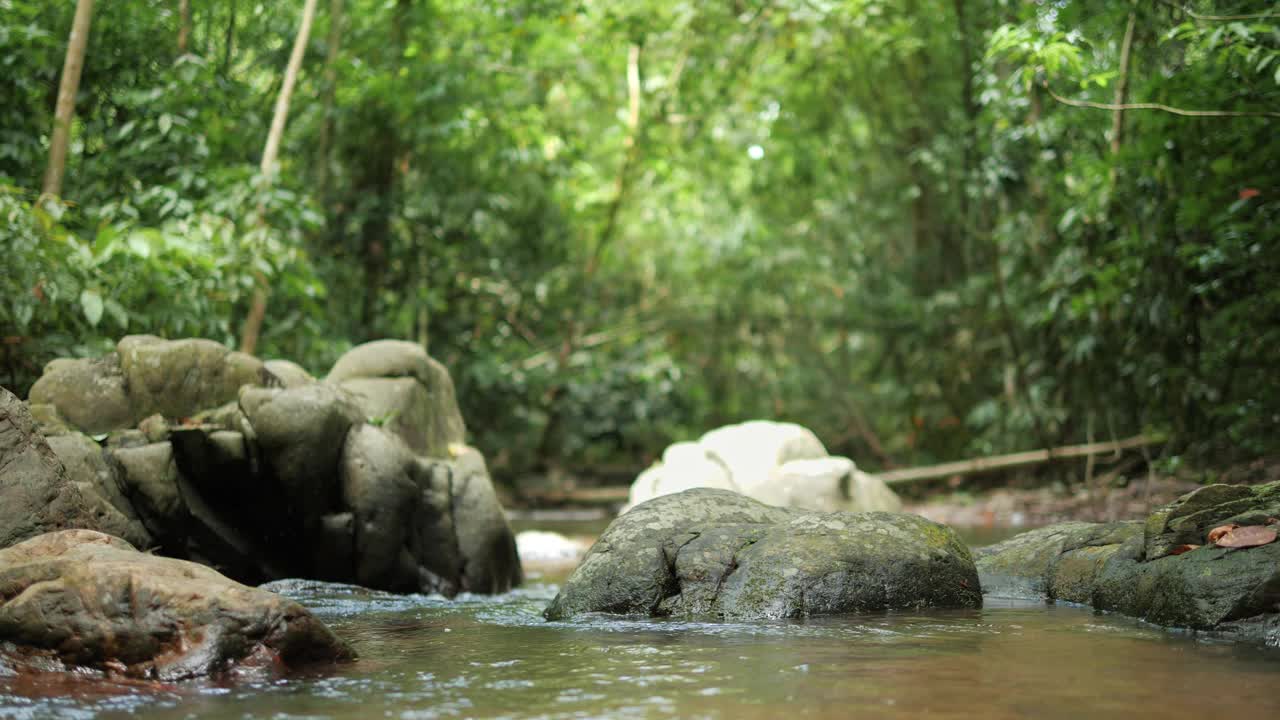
[2,0,1277,487]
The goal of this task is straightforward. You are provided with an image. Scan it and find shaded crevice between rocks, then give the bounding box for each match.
[712,536,760,600]
[446,464,468,593]
[656,531,703,613]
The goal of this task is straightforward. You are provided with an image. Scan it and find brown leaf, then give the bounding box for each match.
[1212,525,1278,549]
[1265,517,1279,526]
[1168,544,1200,556]
[1207,524,1239,544]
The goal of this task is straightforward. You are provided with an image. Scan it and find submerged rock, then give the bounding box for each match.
[626,420,902,514]
[2,338,522,598]
[975,481,1280,643]
[0,530,353,679]
[545,488,980,621]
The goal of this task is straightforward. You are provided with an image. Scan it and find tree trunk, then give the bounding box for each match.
[240,0,320,356]
[42,0,95,199]
[259,0,319,181]
[1111,7,1137,157]
[316,0,344,201]
[222,0,236,75]
[178,0,192,54]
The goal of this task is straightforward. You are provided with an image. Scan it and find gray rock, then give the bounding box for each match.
[0,390,103,549]
[28,355,132,435]
[327,340,466,454]
[975,480,1280,642]
[973,521,1141,600]
[264,359,316,388]
[341,377,453,457]
[340,424,424,592]
[447,446,522,593]
[336,426,519,595]
[45,432,152,549]
[545,488,979,620]
[110,442,187,545]
[27,338,271,435]
[118,336,269,421]
[239,384,363,531]
[0,530,353,679]
[10,338,522,599]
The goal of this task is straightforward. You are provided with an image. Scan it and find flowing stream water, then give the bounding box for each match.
[2,524,1278,719]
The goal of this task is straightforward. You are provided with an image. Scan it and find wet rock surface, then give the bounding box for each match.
[975,481,1280,643]
[2,338,521,597]
[545,488,980,621]
[0,530,353,679]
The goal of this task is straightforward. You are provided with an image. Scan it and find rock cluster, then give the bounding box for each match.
[545,488,980,621]
[976,481,1280,643]
[6,336,521,597]
[626,420,902,514]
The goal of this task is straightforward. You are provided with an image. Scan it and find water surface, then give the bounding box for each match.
[2,527,1278,719]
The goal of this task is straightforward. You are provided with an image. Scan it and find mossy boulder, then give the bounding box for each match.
[545,488,980,621]
[975,480,1280,643]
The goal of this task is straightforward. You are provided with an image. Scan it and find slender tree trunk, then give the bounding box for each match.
[240,0,320,356]
[42,0,95,199]
[222,0,236,75]
[316,0,344,200]
[358,0,412,338]
[1109,5,1137,183]
[535,43,643,476]
[260,0,318,181]
[178,0,192,54]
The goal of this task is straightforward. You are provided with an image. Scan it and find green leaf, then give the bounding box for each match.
[80,289,104,327]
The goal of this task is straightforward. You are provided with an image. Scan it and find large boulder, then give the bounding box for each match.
[0,390,125,549]
[28,336,273,435]
[0,530,353,679]
[545,488,980,621]
[626,420,902,514]
[27,355,132,435]
[327,340,466,458]
[3,338,522,598]
[975,481,1280,643]
[239,383,364,533]
[44,432,151,549]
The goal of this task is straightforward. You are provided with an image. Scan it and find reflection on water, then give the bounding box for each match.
[2,527,1279,719]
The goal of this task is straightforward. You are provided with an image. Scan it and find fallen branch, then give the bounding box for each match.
[875,434,1164,485]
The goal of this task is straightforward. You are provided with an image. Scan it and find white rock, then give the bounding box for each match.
[624,420,902,514]
[515,530,586,564]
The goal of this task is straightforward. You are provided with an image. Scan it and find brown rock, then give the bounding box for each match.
[0,530,353,679]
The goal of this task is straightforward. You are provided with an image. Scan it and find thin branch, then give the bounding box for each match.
[1152,0,1277,21]
[1044,81,1280,118]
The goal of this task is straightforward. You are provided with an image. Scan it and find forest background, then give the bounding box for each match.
[3,0,1277,488]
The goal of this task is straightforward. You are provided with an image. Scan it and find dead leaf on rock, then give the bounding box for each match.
[1208,524,1239,544]
[1212,525,1278,549]
[1168,544,1200,555]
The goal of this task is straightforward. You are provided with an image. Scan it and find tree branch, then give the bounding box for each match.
[1152,0,1277,22]
[1043,81,1280,118]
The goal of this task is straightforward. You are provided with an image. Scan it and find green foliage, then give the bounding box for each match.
[3,0,1277,482]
